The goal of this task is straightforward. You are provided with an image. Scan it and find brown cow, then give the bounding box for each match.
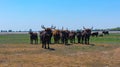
[53,29,60,44]
[40,25,55,49]
[69,30,76,43]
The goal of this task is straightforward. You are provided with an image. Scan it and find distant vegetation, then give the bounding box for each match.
[92,27,120,31]
[0,27,120,32]
[108,27,120,31]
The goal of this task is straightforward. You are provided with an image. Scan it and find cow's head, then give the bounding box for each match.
[83,26,93,34]
[41,25,56,34]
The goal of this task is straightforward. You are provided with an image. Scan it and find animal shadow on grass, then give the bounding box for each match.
[48,48,55,51]
[89,44,95,46]
[65,44,72,46]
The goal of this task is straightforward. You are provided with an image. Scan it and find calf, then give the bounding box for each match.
[29,32,38,44]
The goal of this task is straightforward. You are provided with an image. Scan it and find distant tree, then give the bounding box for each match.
[1,30,7,32]
[111,27,120,31]
[8,30,12,32]
[19,30,21,32]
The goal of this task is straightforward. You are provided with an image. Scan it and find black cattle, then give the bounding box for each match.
[29,32,38,44]
[40,25,55,49]
[91,32,98,37]
[39,30,44,43]
[76,30,82,43]
[102,30,109,35]
[81,27,92,44]
[60,30,69,45]
[69,30,76,43]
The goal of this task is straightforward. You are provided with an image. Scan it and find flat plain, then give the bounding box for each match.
[0,33,120,67]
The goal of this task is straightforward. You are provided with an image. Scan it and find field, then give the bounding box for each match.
[0,33,120,67]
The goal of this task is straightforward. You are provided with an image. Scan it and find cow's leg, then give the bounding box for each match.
[49,38,51,44]
[61,38,64,44]
[71,39,73,43]
[37,39,38,44]
[85,37,87,44]
[42,41,44,48]
[81,36,84,44]
[70,38,72,43]
[71,38,73,43]
[65,38,68,45]
[35,39,38,44]
[79,36,81,44]
[48,41,50,49]
[44,44,46,49]
[30,39,33,44]
[74,37,75,43]
[87,36,90,45]
[77,37,80,43]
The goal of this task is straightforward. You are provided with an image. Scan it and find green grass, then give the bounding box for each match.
[0,33,120,52]
[90,33,120,44]
[0,33,120,45]
[0,34,30,44]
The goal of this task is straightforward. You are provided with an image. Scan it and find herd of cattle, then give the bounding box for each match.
[29,25,109,49]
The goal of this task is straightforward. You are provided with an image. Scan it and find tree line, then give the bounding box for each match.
[93,27,120,31]
[0,27,120,32]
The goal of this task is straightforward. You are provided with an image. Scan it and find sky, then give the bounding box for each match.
[0,0,120,31]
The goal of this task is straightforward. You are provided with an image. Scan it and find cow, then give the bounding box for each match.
[102,30,109,35]
[81,27,93,44]
[29,32,38,44]
[76,30,82,43]
[69,30,76,43]
[91,32,99,37]
[39,30,44,43]
[53,29,60,44]
[40,25,55,49]
[60,30,69,45]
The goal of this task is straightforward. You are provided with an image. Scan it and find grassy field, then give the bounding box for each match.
[0,33,120,44]
[0,33,120,67]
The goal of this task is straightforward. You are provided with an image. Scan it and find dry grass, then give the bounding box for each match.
[0,44,120,67]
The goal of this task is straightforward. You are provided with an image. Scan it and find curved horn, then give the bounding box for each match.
[51,25,56,29]
[83,26,86,29]
[41,25,46,29]
[91,27,93,30]
[62,26,64,30]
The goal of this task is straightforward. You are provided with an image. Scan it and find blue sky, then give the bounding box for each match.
[0,0,120,31]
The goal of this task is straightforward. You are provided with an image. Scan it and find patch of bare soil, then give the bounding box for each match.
[0,44,120,67]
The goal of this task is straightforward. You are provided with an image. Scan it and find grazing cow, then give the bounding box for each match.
[60,30,69,45]
[69,30,76,43]
[81,27,93,44]
[102,30,109,35]
[53,29,60,44]
[29,32,38,44]
[40,25,55,49]
[76,30,82,43]
[91,32,98,37]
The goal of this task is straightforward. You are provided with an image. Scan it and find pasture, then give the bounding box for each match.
[0,33,120,67]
